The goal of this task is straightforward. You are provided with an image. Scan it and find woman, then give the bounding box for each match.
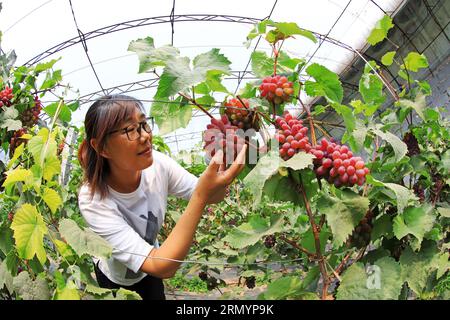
[77,94,246,300]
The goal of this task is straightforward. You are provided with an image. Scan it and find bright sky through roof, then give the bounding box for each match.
[0,0,405,153]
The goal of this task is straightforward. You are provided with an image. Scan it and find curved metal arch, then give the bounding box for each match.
[24,14,357,67]
[25,14,262,66]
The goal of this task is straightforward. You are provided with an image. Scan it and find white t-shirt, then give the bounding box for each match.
[78,150,198,286]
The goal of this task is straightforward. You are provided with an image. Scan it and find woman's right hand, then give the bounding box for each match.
[193,145,247,205]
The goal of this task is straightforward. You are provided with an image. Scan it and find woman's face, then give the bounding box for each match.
[100,109,154,172]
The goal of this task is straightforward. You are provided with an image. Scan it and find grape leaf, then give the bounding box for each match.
[381,51,396,66]
[251,51,276,78]
[372,127,407,162]
[42,187,62,214]
[393,205,435,243]
[128,36,180,73]
[401,52,429,72]
[10,204,47,264]
[2,168,33,188]
[0,260,13,293]
[317,189,369,248]
[366,176,416,214]
[154,48,230,99]
[261,276,318,300]
[222,214,284,249]
[398,92,427,121]
[359,70,385,105]
[336,257,403,299]
[305,63,343,103]
[367,15,394,46]
[399,242,443,295]
[151,96,192,135]
[58,219,112,259]
[12,271,51,300]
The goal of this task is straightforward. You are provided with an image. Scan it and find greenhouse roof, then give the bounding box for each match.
[0,0,407,152]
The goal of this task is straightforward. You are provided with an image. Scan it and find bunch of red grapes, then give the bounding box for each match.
[20,96,42,128]
[310,138,369,188]
[224,97,260,131]
[203,115,245,164]
[274,112,312,161]
[9,128,28,156]
[0,86,14,107]
[259,75,294,105]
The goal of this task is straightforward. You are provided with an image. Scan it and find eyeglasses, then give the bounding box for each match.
[108,117,154,141]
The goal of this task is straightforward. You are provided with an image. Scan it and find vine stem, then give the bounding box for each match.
[178,92,214,119]
[363,136,379,197]
[297,175,329,299]
[278,235,317,259]
[314,123,332,140]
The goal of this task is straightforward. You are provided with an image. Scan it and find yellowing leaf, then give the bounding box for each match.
[10,204,48,264]
[42,187,62,214]
[2,168,33,188]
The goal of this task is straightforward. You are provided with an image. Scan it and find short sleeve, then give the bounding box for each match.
[78,187,153,273]
[160,153,198,200]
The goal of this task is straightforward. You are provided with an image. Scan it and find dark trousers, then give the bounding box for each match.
[94,261,166,300]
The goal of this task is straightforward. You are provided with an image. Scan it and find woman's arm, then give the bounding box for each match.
[140,146,246,278]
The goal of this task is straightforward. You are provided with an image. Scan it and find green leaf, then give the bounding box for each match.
[273,22,317,43]
[58,219,112,259]
[359,70,385,105]
[34,58,60,73]
[251,51,275,78]
[222,214,284,249]
[300,226,330,255]
[371,214,393,240]
[12,271,51,300]
[151,97,192,135]
[85,284,112,296]
[55,280,80,300]
[44,102,72,122]
[40,69,62,90]
[7,143,25,169]
[243,151,282,207]
[336,257,403,299]
[53,239,76,260]
[27,128,57,165]
[367,176,416,214]
[43,156,61,181]
[393,205,435,243]
[10,204,47,264]
[401,52,429,72]
[400,243,442,295]
[205,70,229,93]
[331,103,355,132]
[278,51,305,70]
[114,288,143,300]
[128,37,180,73]
[262,276,318,300]
[154,48,230,99]
[42,187,62,214]
[372,127,407,162]
[305,63,343,103]
[367,15,394,46]
[317,189,369,247]
[0,260,14,293]
[195,95,215,107]
[0,225,14,255]
[381,51,396,66]
[2,168,33,188]
[398,92,426,121]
